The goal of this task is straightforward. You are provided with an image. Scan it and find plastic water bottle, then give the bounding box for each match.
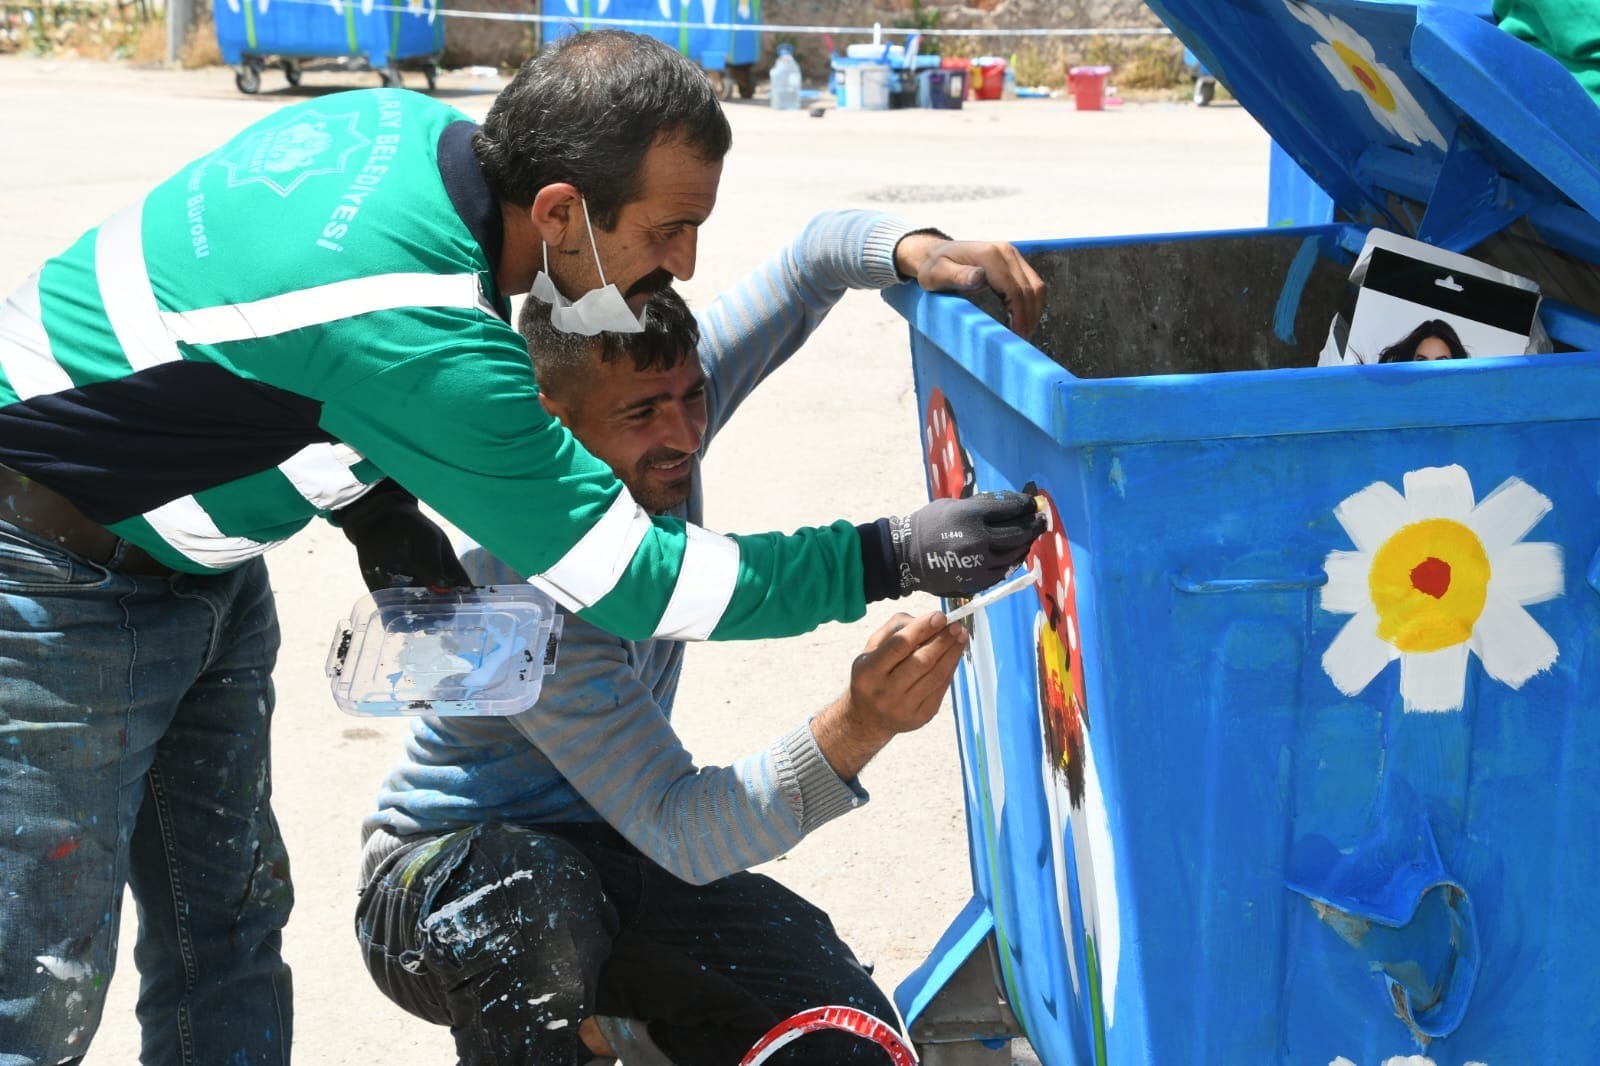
[770,45,802,111]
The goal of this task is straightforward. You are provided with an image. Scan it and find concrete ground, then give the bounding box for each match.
[0,55,1271,1064]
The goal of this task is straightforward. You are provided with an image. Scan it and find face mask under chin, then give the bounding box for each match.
[529,197,646,337]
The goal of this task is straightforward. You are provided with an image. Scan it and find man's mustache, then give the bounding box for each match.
[638,447,695,474]
[627,270,674,299]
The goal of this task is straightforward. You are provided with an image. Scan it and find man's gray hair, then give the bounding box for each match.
[474,30,733,228]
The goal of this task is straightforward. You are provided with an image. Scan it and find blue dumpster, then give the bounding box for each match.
[1182,45,1218,105]
[891,2,1600,1064]
[541,0,761,97]
[1268,138,1337,229]
[215,0,444,94]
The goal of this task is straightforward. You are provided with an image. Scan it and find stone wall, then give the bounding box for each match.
[740,0,1164,80]
[438,0,1167,76]
[440,0,542,70]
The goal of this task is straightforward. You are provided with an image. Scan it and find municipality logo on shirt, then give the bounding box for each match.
[219,109,371,197]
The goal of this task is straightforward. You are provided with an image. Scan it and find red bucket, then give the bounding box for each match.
[972,60,1007,100]
[741,1006,916,1066]
[1068,64,1113,110]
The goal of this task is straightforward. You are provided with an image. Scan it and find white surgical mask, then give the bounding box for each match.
[529,197,645,336]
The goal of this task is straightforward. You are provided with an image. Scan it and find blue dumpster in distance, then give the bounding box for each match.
[215,0,445,94]
[1182,45,1219,105]
[540,0,761,96]
[891,2,1600,1064]
[1269,139,1337,229]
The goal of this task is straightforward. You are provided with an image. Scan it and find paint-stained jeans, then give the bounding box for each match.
[0,520,293,1066]
[356,822,899,1065]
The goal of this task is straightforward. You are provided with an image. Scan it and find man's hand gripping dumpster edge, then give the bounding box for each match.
[889,489,1045,597]
[895,231,1046,337]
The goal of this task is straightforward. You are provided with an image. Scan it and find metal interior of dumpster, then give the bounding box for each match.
[889,2,1600,1064]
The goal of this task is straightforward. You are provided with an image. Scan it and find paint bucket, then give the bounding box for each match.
[740,1006,915,1066]
[841,62,891,110]
[1067,65,1112,110]
[971,59,1007,100]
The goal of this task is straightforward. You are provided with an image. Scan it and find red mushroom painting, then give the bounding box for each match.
[1025,482,1089,808]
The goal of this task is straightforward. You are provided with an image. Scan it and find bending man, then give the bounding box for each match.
[0,33,1042,1066]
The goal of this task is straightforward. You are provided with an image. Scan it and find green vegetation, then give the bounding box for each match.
[889,0,941,57]
[1,0,168,60]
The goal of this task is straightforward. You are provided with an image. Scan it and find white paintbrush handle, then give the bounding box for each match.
[943,565,1037,624]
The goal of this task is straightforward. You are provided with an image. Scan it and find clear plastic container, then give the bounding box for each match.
[769,44,802,110]
[325,586,563,717]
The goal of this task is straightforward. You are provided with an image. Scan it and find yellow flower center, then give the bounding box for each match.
[1331,39,1397,112]
[1038,627,1070,767]
[1369,518,1489,653]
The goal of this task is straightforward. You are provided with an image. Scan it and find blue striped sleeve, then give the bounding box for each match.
[505,611,865,884]
[698,209,918,446]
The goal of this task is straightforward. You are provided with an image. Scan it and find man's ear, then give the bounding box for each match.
[530,183,582,248]
[539,390,574,428]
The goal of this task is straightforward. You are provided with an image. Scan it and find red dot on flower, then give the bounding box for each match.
[1410,556,1451,599]
[1351,64,1377,93]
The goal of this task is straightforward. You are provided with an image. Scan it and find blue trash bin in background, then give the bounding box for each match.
[1269,138,1337,229]
[541,0,761,98]
[915,67,965,110]
[215,0,444,94]
[1182,44,1218,105]
[891,3,1600,1064]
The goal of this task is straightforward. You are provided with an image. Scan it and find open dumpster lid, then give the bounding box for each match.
[1148,0,1600,300]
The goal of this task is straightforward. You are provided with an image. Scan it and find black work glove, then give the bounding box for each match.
[889,490,1045,598]
[334,479,471,593]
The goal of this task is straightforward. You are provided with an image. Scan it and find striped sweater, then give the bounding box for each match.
[362,209,920,885]
[0,89,890,643]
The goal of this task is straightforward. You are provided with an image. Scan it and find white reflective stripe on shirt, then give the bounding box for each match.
[525,574,582,613]
[0,273,72,400]
[649,522,740,641]
[143,495,270,568]
[160,272,485,344]
[96,204,183,372]
[531,488,655,610]
[278,442,372,511]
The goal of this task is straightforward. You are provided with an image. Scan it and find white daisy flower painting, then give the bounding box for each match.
[1283,0,1448,151]
[1320,464,1563,713]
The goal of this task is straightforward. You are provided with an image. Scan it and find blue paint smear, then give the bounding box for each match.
[1272,236,1323,346]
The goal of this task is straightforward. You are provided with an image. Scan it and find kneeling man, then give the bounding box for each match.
[355,211,1044,1064]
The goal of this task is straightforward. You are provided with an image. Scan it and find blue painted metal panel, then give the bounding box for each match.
[890,244,1600,1061]
[891,2,1600,1062]
[541,0,758,67]
[376,0,445,67]
[893,895,996,1026]
[1151,0,1600,252]
[214,0,441,67]
[712,0,760,66]
[1269,139,1337,228]
[215,0,358,64]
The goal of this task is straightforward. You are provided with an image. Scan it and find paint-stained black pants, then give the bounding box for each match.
[355,822,900,1065]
